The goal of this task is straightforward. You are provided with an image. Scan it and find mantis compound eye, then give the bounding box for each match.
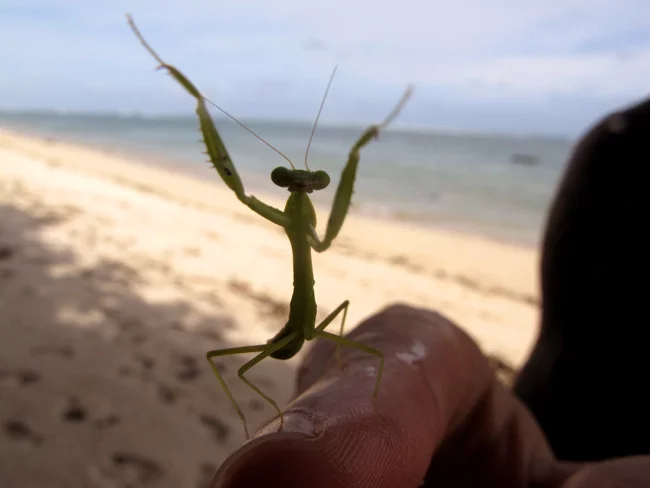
[271,166,292,187]
[312,170,330,190]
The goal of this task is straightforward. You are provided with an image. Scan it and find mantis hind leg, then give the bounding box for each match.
[313,328,385,413]
[315,300,350,369]
[207,344,265,439]
[206,331,297,439]
[236,332,298,433]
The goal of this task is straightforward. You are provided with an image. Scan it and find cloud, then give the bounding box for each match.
[1,0,650,134]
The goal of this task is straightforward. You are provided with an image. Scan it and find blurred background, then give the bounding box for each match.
[2,0,650,245]
[1,1,649,487]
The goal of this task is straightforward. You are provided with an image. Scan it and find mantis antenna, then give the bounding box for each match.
[304,65,338,171]
[127,13,296,170]
[203,97,296,170]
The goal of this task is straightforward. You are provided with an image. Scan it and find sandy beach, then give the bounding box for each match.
[0,128,540,487]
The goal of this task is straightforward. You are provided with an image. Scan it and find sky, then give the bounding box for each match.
[1,0,650,136]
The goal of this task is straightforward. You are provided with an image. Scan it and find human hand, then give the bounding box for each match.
[209,304,650,487]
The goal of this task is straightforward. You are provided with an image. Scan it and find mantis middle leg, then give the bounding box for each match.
[314,300,350,368]
[313,301,385,410]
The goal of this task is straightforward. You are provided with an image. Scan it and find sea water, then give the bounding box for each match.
[0,111,575,247]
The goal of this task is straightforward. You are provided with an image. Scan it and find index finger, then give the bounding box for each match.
[211,304,496,487]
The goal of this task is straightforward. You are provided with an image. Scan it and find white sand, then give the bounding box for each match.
[0,128,539,487]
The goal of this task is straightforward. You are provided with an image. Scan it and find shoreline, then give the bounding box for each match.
[0,127,541,304]
[0,126,541,332]
[0,127,539,484]
[0,121,546,250]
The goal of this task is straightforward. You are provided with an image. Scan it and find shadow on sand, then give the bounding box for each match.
[0,199,295,488]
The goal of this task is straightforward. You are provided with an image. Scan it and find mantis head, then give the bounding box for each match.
[271,167,330,193]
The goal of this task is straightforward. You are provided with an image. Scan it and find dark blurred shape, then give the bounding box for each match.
[514,96,650,461]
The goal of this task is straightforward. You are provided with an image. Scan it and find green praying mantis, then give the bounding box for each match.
[127,15,413,439]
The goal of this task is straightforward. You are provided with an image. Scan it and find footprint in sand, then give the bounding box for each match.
[0,244,14,261]
[62,396,88,423]
[135,353,155,372]
[199,414,230,444]
[3,419,43,446]
[118,353,157,382]
[174,353,201,382]
[60,395,120,429]
[157,382,180,405]
[106,452,164,486]
[197,463,217,488]
[0,369,40,387]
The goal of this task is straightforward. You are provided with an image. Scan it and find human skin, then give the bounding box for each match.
[210,304,650,487]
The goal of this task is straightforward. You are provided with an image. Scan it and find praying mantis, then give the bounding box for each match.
[127,15,413,439]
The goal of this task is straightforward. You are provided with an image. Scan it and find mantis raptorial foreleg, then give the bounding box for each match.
[308,87,413,253]
[313,300,350,369]
[206,330,298,438]
[127,15,289,228]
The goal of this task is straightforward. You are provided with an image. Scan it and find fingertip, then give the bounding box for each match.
[213,305,494,488]
[211,432,316,488]
[211,411,426,488]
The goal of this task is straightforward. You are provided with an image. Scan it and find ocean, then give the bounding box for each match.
[0,111,575,247]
